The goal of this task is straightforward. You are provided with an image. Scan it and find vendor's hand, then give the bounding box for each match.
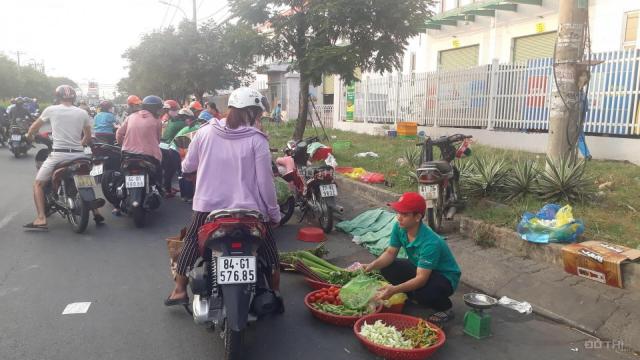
[363,263,376,272]
[375,285,396,301]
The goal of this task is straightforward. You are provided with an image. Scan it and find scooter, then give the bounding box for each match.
[8,126,32,158]
[89,141,122,206]
[416,134,472,232]
[189,208,283,360]
[275,136,343,233]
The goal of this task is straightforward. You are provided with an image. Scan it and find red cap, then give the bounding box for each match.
[388,192,426,215]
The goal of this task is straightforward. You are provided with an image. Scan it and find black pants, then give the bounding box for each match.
[95,133,115,145]
[381,258,454,311]
[160,148,181,192]
[176,211,280,277]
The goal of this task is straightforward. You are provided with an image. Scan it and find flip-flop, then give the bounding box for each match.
[23,222,48,231]
[428,310,454,328]
[94,214,105,225]
[164,296,189,307]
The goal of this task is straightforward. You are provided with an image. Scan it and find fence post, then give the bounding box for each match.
[487,58,499,130]
[394,73,402,124]
[433,70,440,127]
[363,76,369,123]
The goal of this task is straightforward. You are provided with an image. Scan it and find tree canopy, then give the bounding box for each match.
[0,54,77,102]
[230,0,435,139]
[118,20,266,102]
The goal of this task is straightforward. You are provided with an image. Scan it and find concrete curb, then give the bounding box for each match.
[335,173,640,352]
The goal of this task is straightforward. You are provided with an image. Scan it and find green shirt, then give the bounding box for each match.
[389,222,461,290]
[170,123,201,151]
[162,117,186,144]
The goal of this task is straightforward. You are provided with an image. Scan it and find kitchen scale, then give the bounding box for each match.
[463,293,498,340]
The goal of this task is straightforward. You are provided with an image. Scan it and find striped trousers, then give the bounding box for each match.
[175,211,280,276]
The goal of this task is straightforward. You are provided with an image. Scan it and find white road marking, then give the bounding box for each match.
[0,212,18,229]
[62,302,92,315]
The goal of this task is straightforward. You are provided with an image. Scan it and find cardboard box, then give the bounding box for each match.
[562,241,640,288]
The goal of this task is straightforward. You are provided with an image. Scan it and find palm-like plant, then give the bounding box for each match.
[503,160,539,202]
[534,157,594,203]
[462,157,510,197]
[403,146,422,169]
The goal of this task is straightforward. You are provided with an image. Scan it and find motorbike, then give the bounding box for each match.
[416,134,472,232]
[274,136,343,233]
[189,208,283,360]
[108,152,162,228]
[8,125,32,158]
[33,135,105,233]
[89,141,122,205]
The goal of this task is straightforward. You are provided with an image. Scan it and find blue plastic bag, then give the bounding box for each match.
[517,204,585,244]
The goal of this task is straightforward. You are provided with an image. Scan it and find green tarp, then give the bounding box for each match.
[336,209,407,258]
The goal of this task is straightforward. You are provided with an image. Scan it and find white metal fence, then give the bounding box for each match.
[339,49,640,136]
[310,104,334,129]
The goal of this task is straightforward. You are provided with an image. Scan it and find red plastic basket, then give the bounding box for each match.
[353,313,446,360]
[304,290,382,327]
[304,277,339,290]
[381,302,405,314]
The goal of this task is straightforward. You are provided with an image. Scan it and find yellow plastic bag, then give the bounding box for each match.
[555,205,575,227]
[345,167,366,179]
[387,292,408,306]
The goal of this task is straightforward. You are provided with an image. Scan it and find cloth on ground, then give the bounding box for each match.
[336,209,407,258]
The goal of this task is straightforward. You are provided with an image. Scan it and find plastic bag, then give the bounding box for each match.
[339,274,381,309]
[517,204,584,244]
[345,167,366,179]
[360,172,385,184]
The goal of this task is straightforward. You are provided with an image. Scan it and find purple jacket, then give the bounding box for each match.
[182,123,281,223]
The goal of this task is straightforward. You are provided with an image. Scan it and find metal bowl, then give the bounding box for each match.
[463,293,498,310]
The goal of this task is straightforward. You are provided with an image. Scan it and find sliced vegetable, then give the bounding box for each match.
[359,320,413,349]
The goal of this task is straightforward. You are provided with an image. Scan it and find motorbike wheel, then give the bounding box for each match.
[101,170,121,206]
[132,207,146,228]
[426,184,444,232]
[313,195,333,234]
[223,324,245,360]
[12,149,20,158]
[68,192,90,234]
[279,196,295,226]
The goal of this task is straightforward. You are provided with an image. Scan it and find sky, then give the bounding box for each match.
[0,0,230,97]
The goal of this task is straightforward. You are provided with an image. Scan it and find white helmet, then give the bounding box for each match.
[178,108,195,118]
[228,87,270,112]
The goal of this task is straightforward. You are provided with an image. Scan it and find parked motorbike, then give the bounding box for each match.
[108,152,162,227]
[274,136,343,233]
[416,134,472,232]
[89,141,122,205]
[33,136,105,233]
[189,208,283,360]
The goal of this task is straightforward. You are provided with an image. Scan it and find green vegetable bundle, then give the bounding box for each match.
[312,303,371,317]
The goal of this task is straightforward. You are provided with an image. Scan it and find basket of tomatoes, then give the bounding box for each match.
[304,287,382,327]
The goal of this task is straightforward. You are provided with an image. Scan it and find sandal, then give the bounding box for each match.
[94,214,105,225]
[428,310,454,328]
[23,222,48,231]
[164,295,189,307]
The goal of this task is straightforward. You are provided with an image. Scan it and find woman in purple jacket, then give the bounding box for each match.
[165,87,281,307]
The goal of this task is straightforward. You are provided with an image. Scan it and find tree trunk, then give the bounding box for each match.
[546,0,588,162]
[293,75,311,141]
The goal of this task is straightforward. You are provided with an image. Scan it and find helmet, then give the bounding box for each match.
[189,101,203,111]
[142,95,163,113]
[163,99,179,110]
[15,97,24,104]
[99,100,113,111]
[127,95,142,106]
[55,85,76,102]
[228,87,270,112]
[178,108,195,118]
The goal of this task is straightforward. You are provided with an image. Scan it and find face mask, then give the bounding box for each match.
[169,110,178,117]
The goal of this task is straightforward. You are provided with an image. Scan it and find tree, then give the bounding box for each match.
[229,0,435,140]
[0,55,19,99]
[118,20,266,102]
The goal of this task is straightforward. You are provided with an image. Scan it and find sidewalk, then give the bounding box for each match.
[334,175,640,354]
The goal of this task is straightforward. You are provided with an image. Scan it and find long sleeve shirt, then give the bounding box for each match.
[116,110,162,162]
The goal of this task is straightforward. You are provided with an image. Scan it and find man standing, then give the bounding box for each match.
[24,85,104,230]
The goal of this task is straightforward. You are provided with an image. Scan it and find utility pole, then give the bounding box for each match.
[546,0,589,161]
[192,0,197,25]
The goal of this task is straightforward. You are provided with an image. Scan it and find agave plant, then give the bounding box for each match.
[403,146,422,169]
[461,156,510,197]
[534,157,594,203]
[503,160,539,202]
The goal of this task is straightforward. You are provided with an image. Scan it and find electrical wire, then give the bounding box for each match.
[168,0,183,27]
[160,0,173,28]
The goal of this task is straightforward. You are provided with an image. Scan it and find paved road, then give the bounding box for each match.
[0,147,635,360]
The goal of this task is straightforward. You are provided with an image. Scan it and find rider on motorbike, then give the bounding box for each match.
[160,100,184,143]
[8,97,34,125]
[94,100,118,144]
[126,95,143,116]
[165,87,282,307]
[23,85,104,230]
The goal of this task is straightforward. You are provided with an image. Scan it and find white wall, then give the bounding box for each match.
[332,121,640,165]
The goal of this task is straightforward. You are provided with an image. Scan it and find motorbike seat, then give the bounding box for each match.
[420,160,454,175]
[206,208,265,222]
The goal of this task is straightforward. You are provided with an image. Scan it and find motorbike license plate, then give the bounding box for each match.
[90,163,103,177]
[125,175,145,188]
[74,175,96,189]
[419,184,439,200]
[319,184,338,197]
[11,134,21,142]
[217,256,257,284]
